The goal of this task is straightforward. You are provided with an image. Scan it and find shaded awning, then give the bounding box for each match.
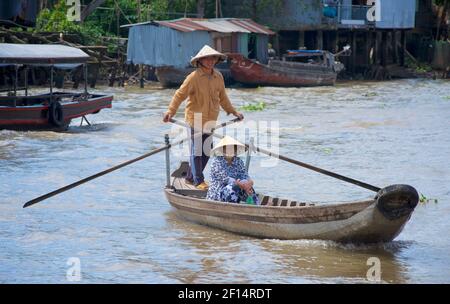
[0,44,90,65]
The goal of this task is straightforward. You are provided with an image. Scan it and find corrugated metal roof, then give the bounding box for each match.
[229,19,273,34]
[122,18,274,35]
[193,20,251,33]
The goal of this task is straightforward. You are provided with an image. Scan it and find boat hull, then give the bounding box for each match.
[0,93,113,131]
[155,66,234,88]
[155,66,195,88]
[165,186,417,243]
[228,53,338,87]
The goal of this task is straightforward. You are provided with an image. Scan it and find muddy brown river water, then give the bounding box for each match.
[1,79,449,283]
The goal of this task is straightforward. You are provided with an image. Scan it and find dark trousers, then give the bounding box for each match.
[186,129,212,185]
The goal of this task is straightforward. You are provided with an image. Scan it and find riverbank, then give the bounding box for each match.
[2,69,447,95]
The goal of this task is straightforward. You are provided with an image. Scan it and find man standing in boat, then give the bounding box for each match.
[163,45,244,191]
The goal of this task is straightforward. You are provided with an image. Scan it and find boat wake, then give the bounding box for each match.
[265,238,416,252]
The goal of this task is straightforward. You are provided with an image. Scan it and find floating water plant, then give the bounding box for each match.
[241,102,267,111]
[323,148,333,154]
[364,92,378,97]
[419,193,439,204]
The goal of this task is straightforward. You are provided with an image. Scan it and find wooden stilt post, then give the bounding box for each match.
[381,31,387,67]
[392,30,398,64]
[24,67,28,96]
[375,31,381,65]
[90,63,99,89]
[351,31,356,75]
[139,64,144,88]
[330,30,337,53]
[335,30,339,54]
[400,30,406,66]
[298,31,305,49]
[366,31,372,66]
[317,30,323,50]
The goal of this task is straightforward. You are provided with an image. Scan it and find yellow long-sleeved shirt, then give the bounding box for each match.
[166,68,238,129]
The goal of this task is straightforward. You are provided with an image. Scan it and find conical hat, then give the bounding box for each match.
[211,136,247,156]
[190,45,227,67]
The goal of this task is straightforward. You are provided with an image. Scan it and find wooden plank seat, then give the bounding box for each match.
[259,194,314,207]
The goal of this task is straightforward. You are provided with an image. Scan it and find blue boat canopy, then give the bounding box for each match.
[0,44,90,65]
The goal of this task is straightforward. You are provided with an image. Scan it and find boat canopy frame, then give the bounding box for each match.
[0,44,90,65]
[0,44,91,106]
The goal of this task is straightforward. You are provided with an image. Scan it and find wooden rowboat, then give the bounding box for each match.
[155,65,234,88]
[165,162,418,243]
[227,51,344,87]
[20,118,419,244]
[155,66,195,88]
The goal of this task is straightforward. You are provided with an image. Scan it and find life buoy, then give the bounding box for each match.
[48,101,64,127]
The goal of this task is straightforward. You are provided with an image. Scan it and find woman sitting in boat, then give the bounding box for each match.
[206,136,259,205]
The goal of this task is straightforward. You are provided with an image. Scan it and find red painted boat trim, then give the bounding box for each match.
[0,94,113,128]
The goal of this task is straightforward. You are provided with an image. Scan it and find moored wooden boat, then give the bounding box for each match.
[0,43,113,131]
[227,51,345,87]
[0,91,112,130]
[165,162,418,243]
[155,66,195,88]
[155,64,234,88]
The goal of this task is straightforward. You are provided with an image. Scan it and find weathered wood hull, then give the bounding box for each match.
[165,182,418,243]
[155,66,195,88]
[155,66,234,88]
[228,53,338,87]
[0,92,113,131]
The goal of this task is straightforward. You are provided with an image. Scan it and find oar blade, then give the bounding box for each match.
[23,198,41,208]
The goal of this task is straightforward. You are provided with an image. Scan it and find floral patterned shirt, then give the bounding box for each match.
[206,156,249,201]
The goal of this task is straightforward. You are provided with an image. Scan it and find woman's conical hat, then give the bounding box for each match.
[190,45,227,67]
[211,136,247,156]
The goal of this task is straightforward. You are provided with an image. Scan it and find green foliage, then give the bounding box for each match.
[31,0,281,46]
[36,2,79,32]
[240,101,267,111]
[419,193,439,204]
[433,0,446,6]
[414,64,433,73]
[405,56,433,73]
[35,1,103,45]
[254,0,284,15]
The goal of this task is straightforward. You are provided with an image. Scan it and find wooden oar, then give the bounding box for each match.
[170,118,381,193]
[253,145,381,193]
[23,118,241,208]
[23,142,173,208]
